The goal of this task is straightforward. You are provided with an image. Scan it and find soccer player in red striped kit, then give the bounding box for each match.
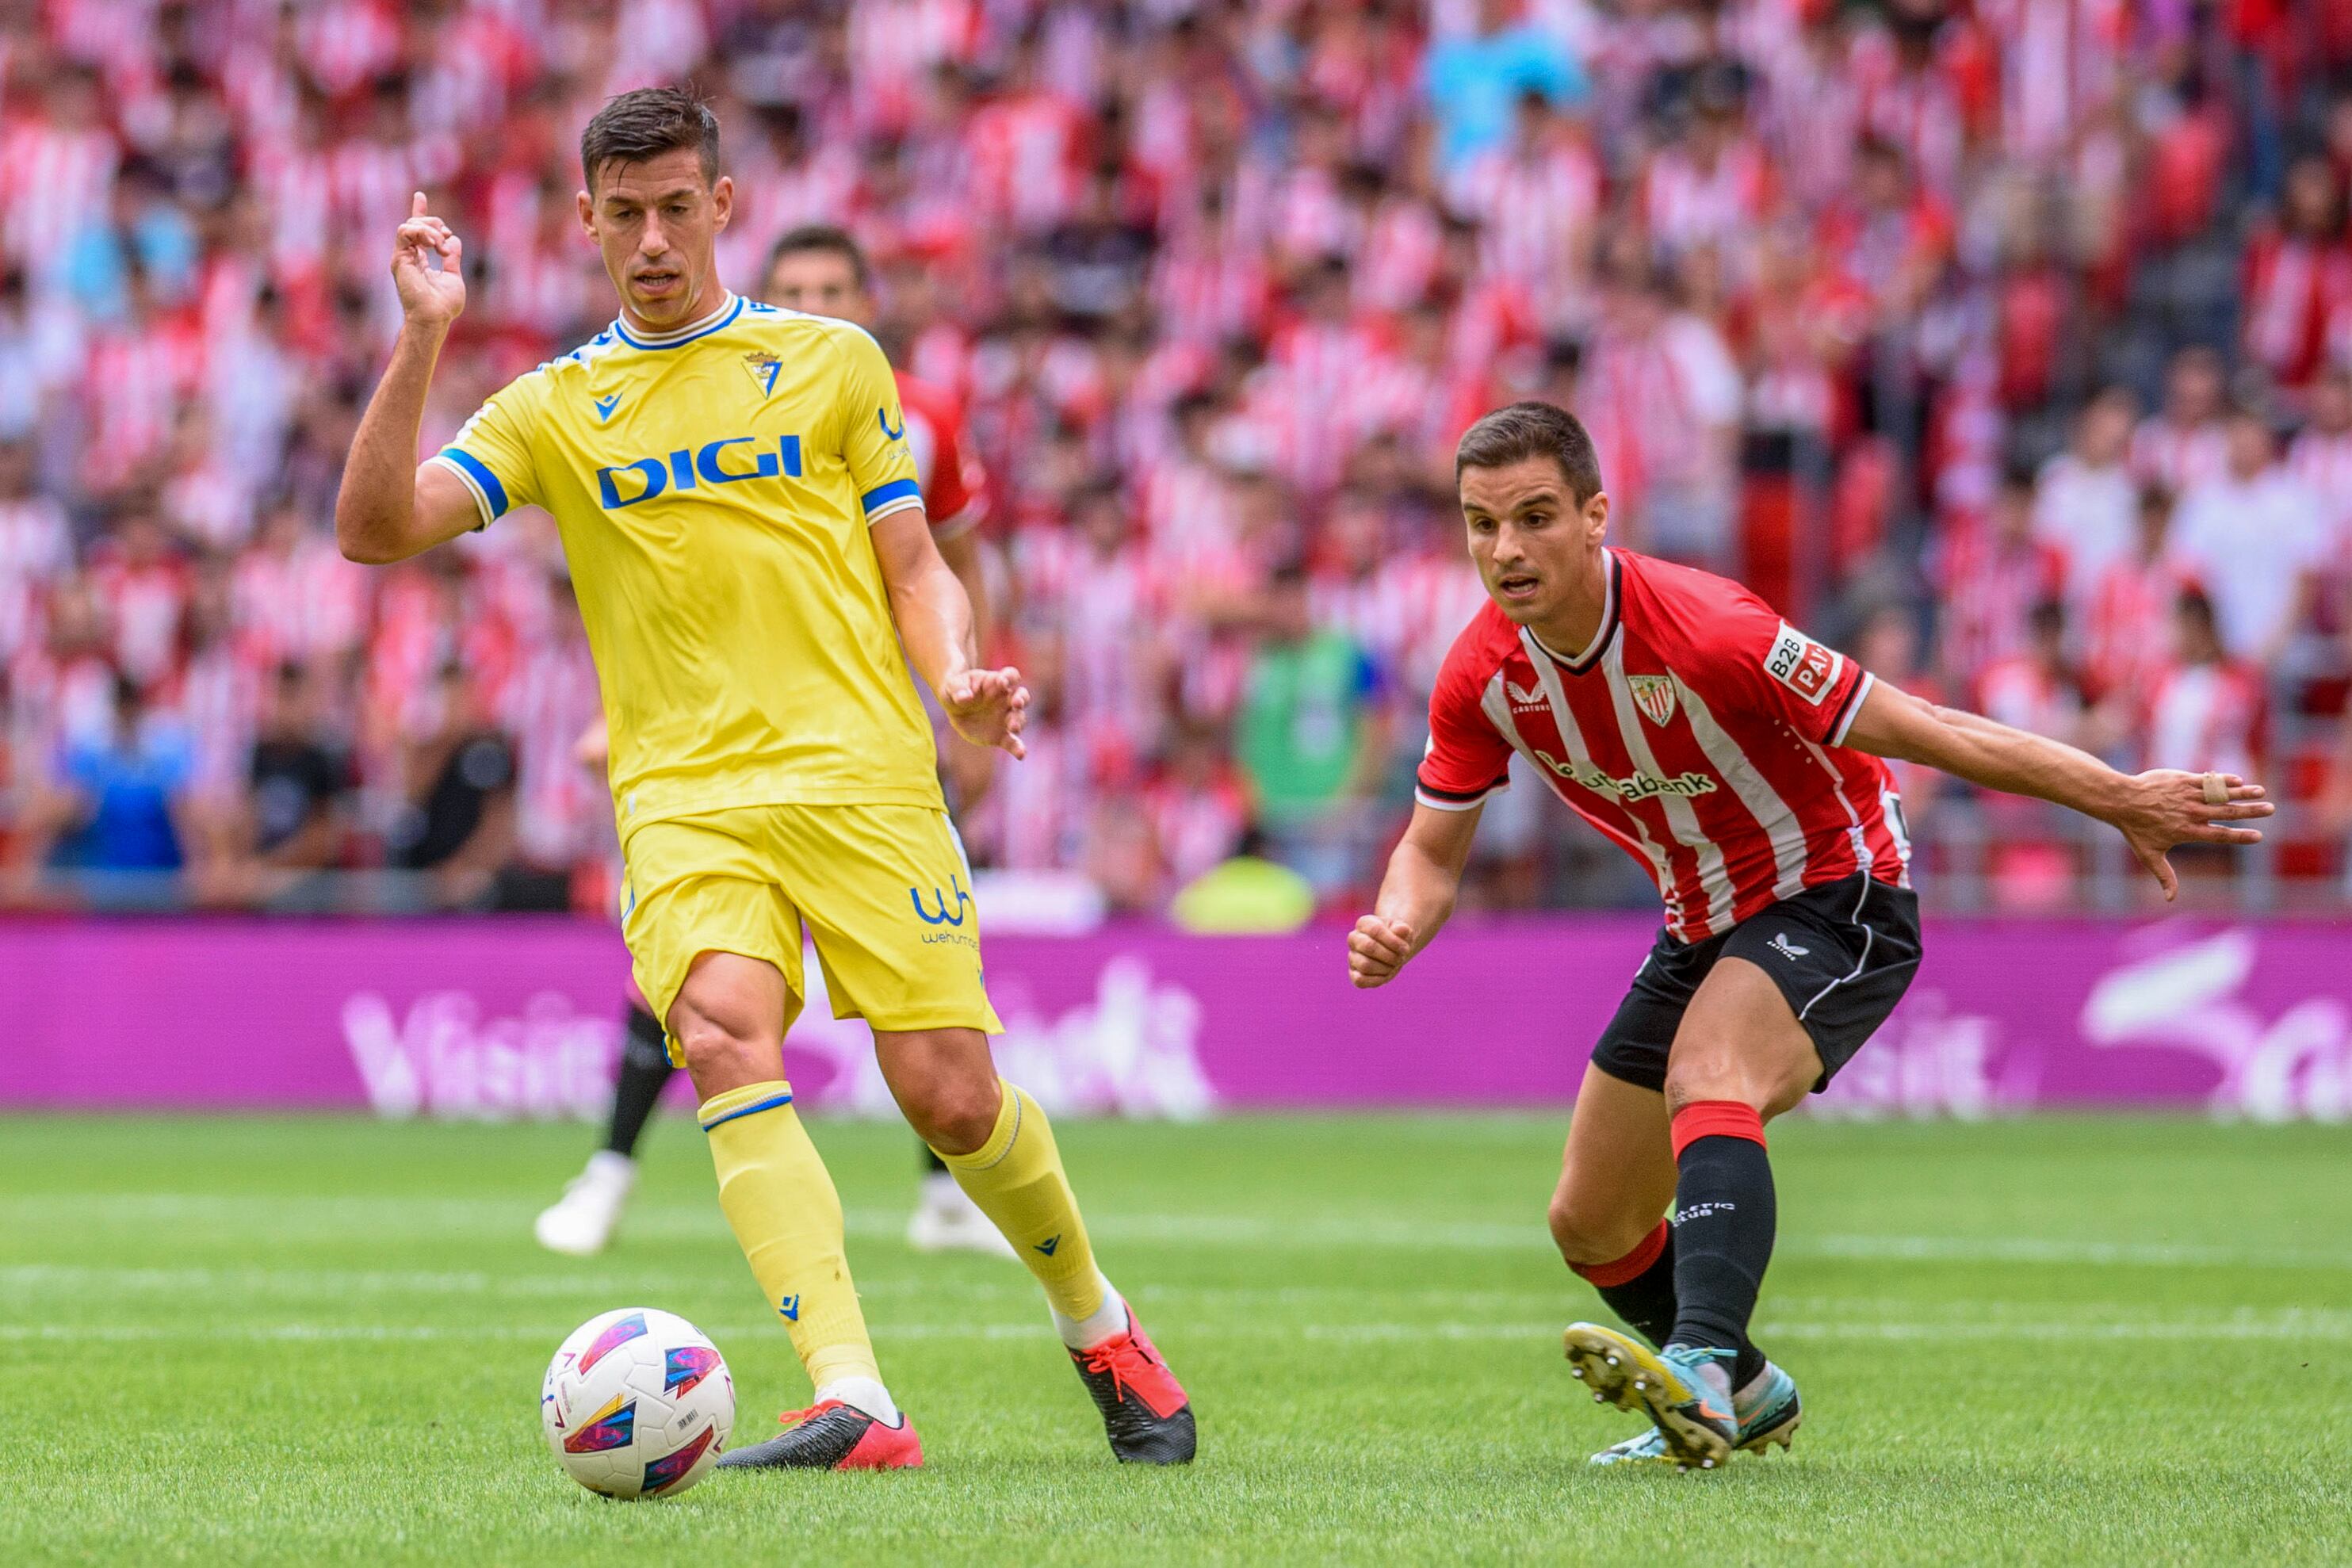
[1348,402,2274,1470]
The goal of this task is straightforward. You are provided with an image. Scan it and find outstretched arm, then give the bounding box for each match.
[870,509,1029,759]
[336,193,482,565]
[1348,801,1483,988]
[1842,676,2273,900]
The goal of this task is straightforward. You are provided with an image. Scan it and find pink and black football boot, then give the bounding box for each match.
[1069,1306,1196,1464]
[714,1401,923,1471]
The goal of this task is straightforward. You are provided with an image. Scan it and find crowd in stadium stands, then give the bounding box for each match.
[2,0,2350,915]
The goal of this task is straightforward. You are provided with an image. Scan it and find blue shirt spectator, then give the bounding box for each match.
[1425,0,1585,172]
[54,682,194,872]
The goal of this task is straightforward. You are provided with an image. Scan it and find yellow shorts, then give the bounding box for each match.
[621,803,1002,1059]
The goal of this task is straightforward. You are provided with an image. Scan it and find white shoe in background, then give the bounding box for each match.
[534,1151,637,1256]
[905,1171,1017,1257]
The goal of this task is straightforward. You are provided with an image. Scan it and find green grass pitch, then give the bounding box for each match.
[4,1111,2350,1565]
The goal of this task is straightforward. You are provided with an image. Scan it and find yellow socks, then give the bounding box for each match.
[698,1080,880,1393]
[932,1080,1107,1322]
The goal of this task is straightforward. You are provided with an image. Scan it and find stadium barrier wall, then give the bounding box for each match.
[3,917,2348,1119]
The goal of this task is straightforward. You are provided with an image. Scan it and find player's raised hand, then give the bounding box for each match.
[940,666,1031,759]
[392,191,466,327]
[2108,770,2274,901]
[1348,914,1416,989]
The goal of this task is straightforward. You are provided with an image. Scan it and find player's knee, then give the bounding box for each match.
[1547,1187,1652,1267]
[901,1065,1004,1157]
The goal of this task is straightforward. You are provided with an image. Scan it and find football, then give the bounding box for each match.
[541,1308,735,1499]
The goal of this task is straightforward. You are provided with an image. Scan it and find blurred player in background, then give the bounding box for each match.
[1348,401,2271,1471]
[761,224,1012,1260]
[534,224,1011,1261]
[532,714,675,1257]
[336,89,1191,1470]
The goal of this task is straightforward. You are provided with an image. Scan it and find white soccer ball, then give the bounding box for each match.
[541,1307,735,1499]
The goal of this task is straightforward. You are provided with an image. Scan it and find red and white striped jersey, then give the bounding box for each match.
[1417,550,1910,943]
[896,372,987,540]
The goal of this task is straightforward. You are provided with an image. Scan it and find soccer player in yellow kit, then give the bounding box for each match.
[335,88,1193,1470]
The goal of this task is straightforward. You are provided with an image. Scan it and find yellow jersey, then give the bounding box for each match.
[432,294,941,834]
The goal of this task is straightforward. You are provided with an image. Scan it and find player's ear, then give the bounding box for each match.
[1582,489,1610,541]
[710,174,733,231]
[575,187,595,241]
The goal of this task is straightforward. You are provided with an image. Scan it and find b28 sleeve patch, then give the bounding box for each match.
[1763,621,1842,706]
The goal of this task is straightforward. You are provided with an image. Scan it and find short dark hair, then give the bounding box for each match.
[579,87,721,192]
[1454,401,1604,503]
[765,224,870,290]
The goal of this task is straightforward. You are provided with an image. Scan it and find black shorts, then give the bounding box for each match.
[1589,874,1923,1096]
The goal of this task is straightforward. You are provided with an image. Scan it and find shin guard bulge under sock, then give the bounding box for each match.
[699,1080,881,1391]
[931,1080,1105,1321]
[1665,1100,1776,1356]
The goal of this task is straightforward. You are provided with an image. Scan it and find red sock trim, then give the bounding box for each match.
[1670,1100,1766,1160]
[1571,1218,1669,1287]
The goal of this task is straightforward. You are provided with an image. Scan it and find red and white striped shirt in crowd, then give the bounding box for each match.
[1150,239,1272,347]
[1352,195,1444,313]
[248,141,334,275]
[2131,415,2228,496]
[79,319,205,493]
[1453,138,1602,300]
[330,132,460,252]
[1933,518,2067,685]
[1981,0,2126,163]
[1,120,117,264]
[1974,652,2084,744]
[2143,659,2264,778]
[847,0,980,133]
[231,535,368,670]
[1313,552,1488,712]
[967,90,1086,234]
[503,633,603,868]
[295,0,403,97]
[2243,230,2352,392]
[2081,550,2188,705]
[87,552,192,690]
[1417,549,1909,943]
[1639,135,1774,263]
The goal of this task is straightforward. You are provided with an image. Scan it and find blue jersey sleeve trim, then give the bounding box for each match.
[437,447,510,521]
[860,477,922,516]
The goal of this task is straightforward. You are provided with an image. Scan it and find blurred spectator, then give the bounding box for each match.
[247,660,346,871]
[2145,587,2265,782]
[2082,484,2188,713]
[2132,346,2231,496]
[1236,563,1388,893]
[2034,388,2137,607]
[386,664,515,908]
[2170,408,2324,665]
[43,675,194,875]
[1937,468,2067,686]
[1424,0,1586,174]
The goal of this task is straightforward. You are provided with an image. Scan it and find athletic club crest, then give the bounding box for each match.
[741,350,782,398]
[1628,674,1678,726]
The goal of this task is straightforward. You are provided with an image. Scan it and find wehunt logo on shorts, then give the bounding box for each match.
[910,876,972,927]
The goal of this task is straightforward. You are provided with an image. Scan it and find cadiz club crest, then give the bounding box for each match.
[741,350,782,397]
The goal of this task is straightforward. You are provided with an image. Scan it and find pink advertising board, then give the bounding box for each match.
[2,916,2348,1119]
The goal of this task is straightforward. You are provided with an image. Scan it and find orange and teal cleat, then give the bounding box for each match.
[1591,1359,1803,1467]
[1562,1322,1736,1470]
[713,1401,923,1471]
[1069,1306,1196,1464]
